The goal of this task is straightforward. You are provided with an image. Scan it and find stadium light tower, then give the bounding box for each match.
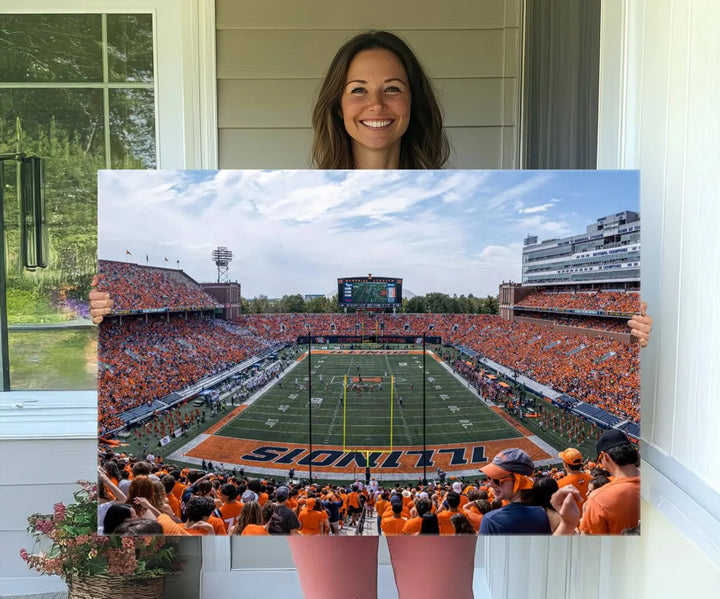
[211,246,233,283]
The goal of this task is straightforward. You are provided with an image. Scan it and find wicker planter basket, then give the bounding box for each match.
[67,574,165,599]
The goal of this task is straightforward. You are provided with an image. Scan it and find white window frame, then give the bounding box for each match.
[2,0,218,169]
[0,4,217,592]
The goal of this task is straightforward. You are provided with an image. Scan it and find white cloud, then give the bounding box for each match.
[98,170,632,298]
[518,202,556,214]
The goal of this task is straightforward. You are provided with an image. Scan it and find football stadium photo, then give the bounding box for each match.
[95,169,642,536]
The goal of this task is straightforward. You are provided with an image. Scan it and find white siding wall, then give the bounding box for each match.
[215,0,521,169]
[486,1,720,597]
[0,393,202,599]
[0,393,97,597]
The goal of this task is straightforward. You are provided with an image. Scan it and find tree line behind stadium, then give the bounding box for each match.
[243,292,499,315]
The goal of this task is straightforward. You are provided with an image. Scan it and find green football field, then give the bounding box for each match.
[218,350,523,449]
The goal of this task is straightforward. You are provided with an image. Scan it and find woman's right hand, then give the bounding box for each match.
[89,274,113,324]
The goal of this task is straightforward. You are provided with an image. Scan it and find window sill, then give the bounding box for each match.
[642,446,720,566]
[0,391,97,440]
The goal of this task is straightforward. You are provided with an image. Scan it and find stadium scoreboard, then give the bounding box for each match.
[337,276,402,308]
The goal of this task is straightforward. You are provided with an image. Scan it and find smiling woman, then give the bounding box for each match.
[340,48,412,168]
[311,31,449,170]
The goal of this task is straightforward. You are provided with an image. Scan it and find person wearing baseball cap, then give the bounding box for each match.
[321,491,344,535]
[579,429,640,534]
[479,448,551,534]
[442,481,469,510]
[241,490,258,504]
[556,447,590,504]
[381,495,408,535]
[479,448,581,535]
[267,485,300,535]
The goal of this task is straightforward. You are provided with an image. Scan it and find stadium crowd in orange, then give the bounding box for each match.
[98,446,633,536]
[98,316,276,430]
[97,266,639,431]
[515,290,640,314]
[98,260,221,312]
[514,312,632,333]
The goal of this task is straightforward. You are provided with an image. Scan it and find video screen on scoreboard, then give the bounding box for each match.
[337,277,402,307]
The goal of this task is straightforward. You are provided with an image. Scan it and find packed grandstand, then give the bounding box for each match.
[97,260,640,438]
[97,444,639,536]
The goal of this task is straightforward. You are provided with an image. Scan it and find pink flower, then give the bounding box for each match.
[107,547,137,575]
[44,557,64,576]
[19,549,29,562]
[53,503,66,521]
[35,519,54,535]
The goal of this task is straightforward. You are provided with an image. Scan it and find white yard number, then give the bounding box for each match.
[449,405,460,413]
[440,394,450,401]
[279,405,289,412]
[289,393,298,400]
[265,418,279,427]
[458,419,472,429]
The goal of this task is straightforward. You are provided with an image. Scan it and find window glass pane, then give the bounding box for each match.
[1,89,102,390]
[9,329,97,390]
[0,11,156,390]
[0,88,106,159]
[107,14,154,83]
[109,88,156,168]
[0,14,102,82]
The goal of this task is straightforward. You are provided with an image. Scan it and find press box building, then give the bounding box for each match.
[499,211,640,343]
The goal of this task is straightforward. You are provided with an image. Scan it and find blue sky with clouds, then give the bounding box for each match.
[98,170,638,298]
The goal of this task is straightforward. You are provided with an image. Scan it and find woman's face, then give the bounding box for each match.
[340,48,411,161]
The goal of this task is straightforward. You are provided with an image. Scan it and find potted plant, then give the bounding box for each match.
[20,480,182,599]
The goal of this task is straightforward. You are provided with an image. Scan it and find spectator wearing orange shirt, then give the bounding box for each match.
[160,476,179,512]
[347,484,362,527]
[436,491,463,535]
[556,448,590,504]
[380,496,407,536]
[230,501,262,535]
[374,491,390,535]
[298,498,329,535]
[381,493,411,520]
[241,502,275,536]
[579,429,640,534]
[461,491,488,532]
[401,498,432,535]
[215,483,244,532]
[450,481,469,508]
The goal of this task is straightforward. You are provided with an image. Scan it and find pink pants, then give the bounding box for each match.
[288,535,477,599]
